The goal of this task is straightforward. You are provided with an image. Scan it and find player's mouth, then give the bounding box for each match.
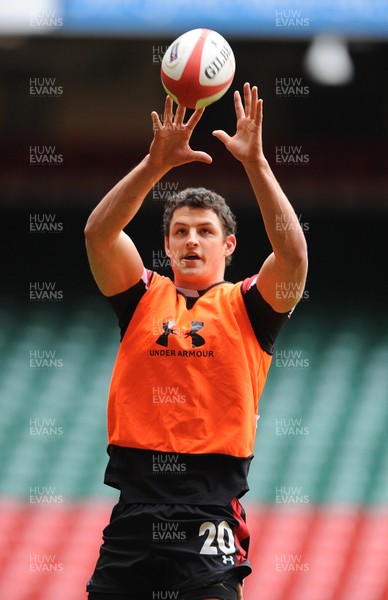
[181,253,202,263]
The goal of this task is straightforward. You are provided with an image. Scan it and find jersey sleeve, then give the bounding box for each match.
[106,268,154,340]
[241,275,292,355]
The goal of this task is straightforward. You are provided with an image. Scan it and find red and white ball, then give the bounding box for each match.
[161,28,236,109]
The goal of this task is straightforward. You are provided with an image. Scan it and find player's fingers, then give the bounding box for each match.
[243,82,252,117]
[174,103,186,124]
[186,107,205,130]
[163,95,173,123]
[255,98,263,126]
[151,111,162,131]
[212,129,231,145]
[251,86,258,120]
[234,90,245,119]
[189,150,213,164]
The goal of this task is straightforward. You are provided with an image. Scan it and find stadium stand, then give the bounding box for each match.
[0,300,387,599]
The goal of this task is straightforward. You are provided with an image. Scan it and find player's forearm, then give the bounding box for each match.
[244,158,307,264]
[84,154,168,243]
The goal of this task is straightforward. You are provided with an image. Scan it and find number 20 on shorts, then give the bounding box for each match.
[199,521,236,555]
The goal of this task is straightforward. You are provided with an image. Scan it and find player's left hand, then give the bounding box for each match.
[212,82,264,165]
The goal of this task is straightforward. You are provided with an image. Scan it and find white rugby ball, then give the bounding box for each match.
[161,28,236,109]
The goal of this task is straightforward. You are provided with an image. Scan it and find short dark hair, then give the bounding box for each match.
[162,187,237,266]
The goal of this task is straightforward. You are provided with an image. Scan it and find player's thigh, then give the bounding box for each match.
[179,576,240,600]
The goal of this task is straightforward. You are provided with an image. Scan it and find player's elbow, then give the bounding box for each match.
[84,215,122,253]
[282,237,308,270]
[84,222,94,243]
[84,214,104,243]
[293,237,308,267]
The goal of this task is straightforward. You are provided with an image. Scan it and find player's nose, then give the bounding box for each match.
[186,228,199,245]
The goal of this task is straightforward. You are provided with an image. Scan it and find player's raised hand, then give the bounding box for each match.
[212,82,264,165]
[149,95,212,169]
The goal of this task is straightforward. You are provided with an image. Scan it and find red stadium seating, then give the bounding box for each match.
[1,500,387,600]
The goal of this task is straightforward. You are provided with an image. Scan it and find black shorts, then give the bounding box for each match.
[86,496,251,600]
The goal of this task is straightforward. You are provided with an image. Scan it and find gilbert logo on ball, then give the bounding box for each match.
[161,28,236,109]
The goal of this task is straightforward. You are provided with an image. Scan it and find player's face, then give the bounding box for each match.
[164,207,236,289]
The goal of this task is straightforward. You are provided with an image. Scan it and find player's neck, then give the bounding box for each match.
[173,275,224,291]
[174,280,226,295]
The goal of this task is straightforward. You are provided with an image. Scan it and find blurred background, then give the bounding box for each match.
[0,1,387,599]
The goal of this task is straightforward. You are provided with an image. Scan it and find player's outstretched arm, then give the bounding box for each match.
[85,96,212,297]
[213,82,307,312]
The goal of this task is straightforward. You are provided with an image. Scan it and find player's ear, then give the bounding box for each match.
[224,234,236,257]
[164,235,171,257]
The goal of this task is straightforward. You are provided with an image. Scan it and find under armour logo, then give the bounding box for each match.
[156,321,178,347]
[222,555,234,565]
[156,321,205,348]
[184,321,205,348]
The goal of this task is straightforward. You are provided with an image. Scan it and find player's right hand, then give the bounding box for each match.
[149,95,212,170]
